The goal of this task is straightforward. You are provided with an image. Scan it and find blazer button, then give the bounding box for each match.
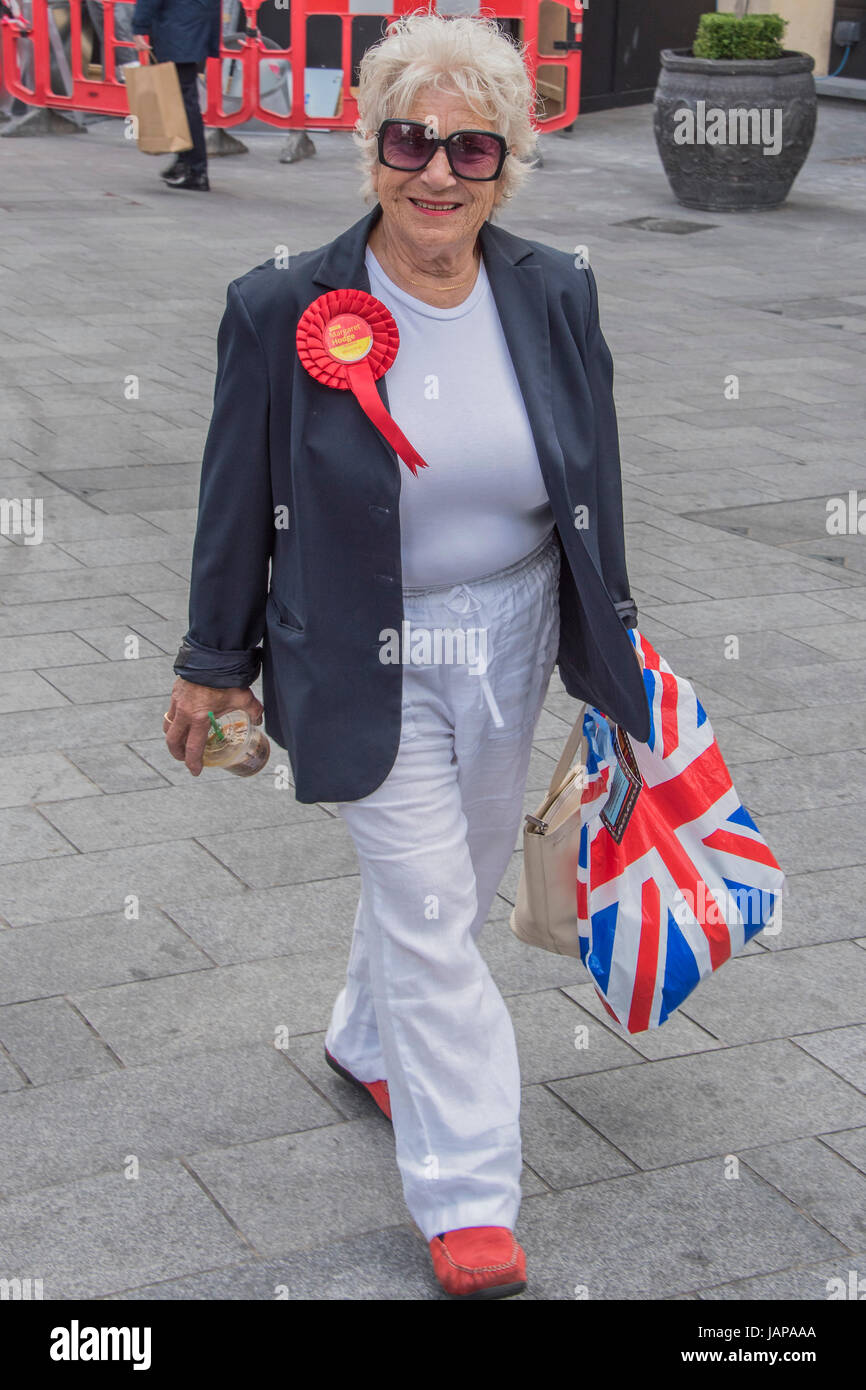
[369,504,391,522]
[375,573,396,587]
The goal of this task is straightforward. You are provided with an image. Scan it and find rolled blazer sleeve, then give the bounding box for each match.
[173,281,274,688]
[583,263,638,630]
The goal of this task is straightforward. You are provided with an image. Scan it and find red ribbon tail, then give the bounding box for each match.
[347,361,429,477]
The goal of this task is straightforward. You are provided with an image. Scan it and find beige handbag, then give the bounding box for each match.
[510,703,589,958]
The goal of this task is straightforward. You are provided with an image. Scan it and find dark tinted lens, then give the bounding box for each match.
[448,131,502,177]
[382,122,431,169]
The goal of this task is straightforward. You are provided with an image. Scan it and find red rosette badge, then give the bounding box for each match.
[296,289,429,477]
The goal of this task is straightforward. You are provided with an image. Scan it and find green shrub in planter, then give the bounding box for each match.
[692,13,786,62]
[654,9,816,211]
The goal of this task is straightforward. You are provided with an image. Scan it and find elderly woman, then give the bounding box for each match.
[164,12,649,1300]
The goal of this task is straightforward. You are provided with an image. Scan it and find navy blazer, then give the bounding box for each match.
[174,203,651,802]
[131,0,220,64]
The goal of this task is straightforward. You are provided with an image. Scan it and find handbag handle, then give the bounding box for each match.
[546,701,589,798]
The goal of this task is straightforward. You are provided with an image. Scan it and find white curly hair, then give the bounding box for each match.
[353,10,538,213]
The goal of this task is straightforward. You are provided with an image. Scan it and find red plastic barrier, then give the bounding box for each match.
[1,0,583,131]
[1,0,130,116]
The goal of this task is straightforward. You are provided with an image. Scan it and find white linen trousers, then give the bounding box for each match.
[325,529,561,1238]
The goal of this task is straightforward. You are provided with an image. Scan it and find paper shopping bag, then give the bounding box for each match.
[575,631,785,1033]
[124,61,193,155]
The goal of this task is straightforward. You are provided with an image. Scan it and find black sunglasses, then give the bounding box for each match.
[376,119,508,182]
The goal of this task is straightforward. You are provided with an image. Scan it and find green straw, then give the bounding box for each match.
[207,710,225,742]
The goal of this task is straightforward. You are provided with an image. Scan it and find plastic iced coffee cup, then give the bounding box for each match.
[201,709,270,777]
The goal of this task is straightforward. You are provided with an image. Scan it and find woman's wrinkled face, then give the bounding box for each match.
[371,88,506,257]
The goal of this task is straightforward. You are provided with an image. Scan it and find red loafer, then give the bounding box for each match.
[429,1226,527,1299]
[324,1046,392,1121]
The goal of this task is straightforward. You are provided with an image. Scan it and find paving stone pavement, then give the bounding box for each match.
[0,95,864,1303]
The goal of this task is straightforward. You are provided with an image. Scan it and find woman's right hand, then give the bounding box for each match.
[163,677,264,776]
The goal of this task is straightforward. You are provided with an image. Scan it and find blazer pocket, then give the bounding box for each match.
[267,592,305,633]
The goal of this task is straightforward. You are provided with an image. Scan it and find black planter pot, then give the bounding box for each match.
[653,48,817,212]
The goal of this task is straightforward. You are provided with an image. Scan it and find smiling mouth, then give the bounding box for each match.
[409,198,462,213]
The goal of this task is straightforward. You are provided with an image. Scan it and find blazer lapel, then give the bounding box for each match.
[311,203,384,292]
[308,203,401,465]
[478,221,568,508]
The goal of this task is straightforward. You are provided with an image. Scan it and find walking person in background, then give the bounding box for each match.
[131,0,220,190]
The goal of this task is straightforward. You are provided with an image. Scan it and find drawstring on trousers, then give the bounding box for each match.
[442,583,504,728]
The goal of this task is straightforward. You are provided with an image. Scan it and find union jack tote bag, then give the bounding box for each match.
[576,632,785,1033]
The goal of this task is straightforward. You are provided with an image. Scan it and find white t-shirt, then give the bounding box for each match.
[365,246,555,588]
